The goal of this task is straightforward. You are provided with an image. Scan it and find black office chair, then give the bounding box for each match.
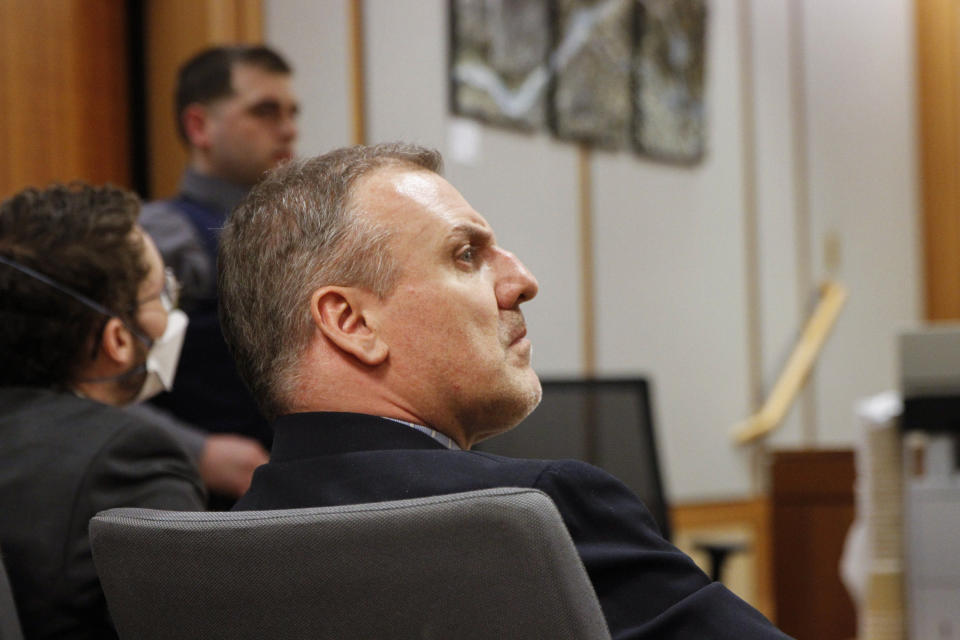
[478,378,743,580]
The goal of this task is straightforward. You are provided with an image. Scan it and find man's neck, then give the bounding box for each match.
[71,379,127,407]
[179,165,251,213]
[186,160,249,188]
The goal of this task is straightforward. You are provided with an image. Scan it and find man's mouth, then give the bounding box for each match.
[509,326,528,346]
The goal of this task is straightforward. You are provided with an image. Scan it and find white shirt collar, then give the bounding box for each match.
[381,417,461,450]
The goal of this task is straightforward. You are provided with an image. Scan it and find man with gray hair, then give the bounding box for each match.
[220,143,789,638]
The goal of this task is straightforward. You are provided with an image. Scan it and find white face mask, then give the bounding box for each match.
[131,309,189,403]
[0,254,190,404]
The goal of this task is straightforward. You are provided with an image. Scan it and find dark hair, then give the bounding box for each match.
[219,142,443,420]
[0,184,147,389]
[175,44,292,142]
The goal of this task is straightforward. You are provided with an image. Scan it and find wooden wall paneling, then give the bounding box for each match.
[916,0,960,320]
[234,0,264,41]
[144,0,263,199]
[0,0,130,198]
[74,1,131,189]
[770,449,856,639]
[0,2,8,189]
[205,0,263,42]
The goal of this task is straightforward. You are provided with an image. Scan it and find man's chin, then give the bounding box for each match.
[509,367,543,424]
[462,370,542,446]
[526,370,543,409]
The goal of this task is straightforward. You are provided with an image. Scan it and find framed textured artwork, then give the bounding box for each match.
[550,0,635,148]
[449,0,553,130]
[633,0,709,163]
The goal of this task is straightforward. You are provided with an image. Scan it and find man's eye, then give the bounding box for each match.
[250,103,281,120]
[457,247,476,263]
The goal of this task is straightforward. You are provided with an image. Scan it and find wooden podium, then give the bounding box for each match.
[770,449,857,640]
[732,282,859,638]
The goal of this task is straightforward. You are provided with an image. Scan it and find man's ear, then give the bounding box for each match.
[98,317,138,367]
[182,103,212,150]
[310,287,388,366]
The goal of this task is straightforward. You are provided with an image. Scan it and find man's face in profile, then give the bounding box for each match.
[203,63,299,186]
[359,167,542,447]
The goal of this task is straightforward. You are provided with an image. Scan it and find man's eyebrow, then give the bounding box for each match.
[247,98,299,113]
[449,222,494,245]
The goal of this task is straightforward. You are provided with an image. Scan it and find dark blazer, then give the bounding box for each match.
[0,387,206,640]
[235,412,790,639]
[141,173,272,450]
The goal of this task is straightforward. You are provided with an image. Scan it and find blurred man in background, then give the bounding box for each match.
[139,44,299,502]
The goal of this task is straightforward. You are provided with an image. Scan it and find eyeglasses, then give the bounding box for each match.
[137,267,181,312]
[0,255,178,358]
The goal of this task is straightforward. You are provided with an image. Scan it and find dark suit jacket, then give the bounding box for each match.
[0,387,206,640]
[141,173,272,451]
[234,412,791,639]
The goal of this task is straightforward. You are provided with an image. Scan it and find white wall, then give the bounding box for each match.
[592,0,753,498]
[266,0,919,502]
[801,0,920,447]
[265,0,352,155]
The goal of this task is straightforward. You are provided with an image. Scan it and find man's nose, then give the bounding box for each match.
[494,248,539,309]
[280,111,298,141]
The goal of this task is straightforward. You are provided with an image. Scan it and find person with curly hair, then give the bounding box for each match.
[0,183,205,640]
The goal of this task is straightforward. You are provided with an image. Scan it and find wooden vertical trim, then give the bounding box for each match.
[577,142,600,460]
[206,0,262,41]
[75,0,131,188]
[737,0,768,494]
[206,2,238,41]
[787,0,816,444]
[737,0,762,413]
[349,0,368,145]
[578,144,597,376]
[0,3,9,193]
[236,0,264,40]
[916,0,960,319]
[146,0,205,197]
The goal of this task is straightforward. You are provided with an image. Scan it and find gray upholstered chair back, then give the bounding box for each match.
[0,547,24,640]
[90,487,611,640]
